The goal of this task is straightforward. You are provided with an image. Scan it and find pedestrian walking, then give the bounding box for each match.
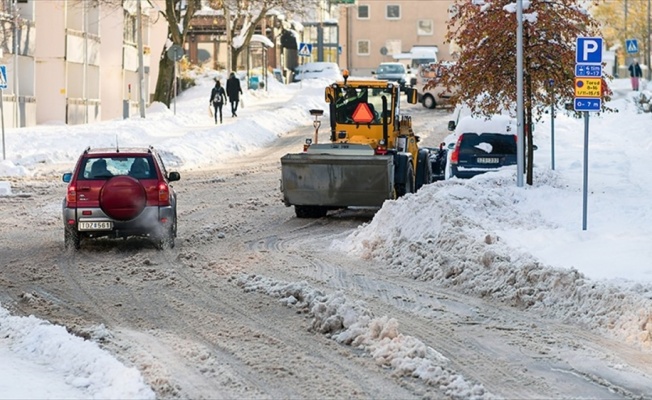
[210,80,227,124]
[629,59,643,91]
[226,72,243,117]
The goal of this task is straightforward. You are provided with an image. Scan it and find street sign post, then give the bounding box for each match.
[166,45,183,115]
[574,37,603,231]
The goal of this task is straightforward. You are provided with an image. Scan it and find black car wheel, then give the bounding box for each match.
[64,228,81,250]
[423,94,436,109]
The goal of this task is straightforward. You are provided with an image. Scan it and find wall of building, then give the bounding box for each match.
[338,0,454,76]
[33,0,67,124]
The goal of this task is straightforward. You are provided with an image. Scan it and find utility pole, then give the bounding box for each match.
[137,0,146,118]
[83,0,88,124]
[13,0,18,128]
[645,0,652,81]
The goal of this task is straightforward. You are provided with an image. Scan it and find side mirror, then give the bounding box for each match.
[533,144,538,151]
[325,87,335,103]
[447,121,456,131]
[405,88,418,104]
[168,171,181,182]
[371,71,376,75]
[447,143,455,150]
[62,172,72,183]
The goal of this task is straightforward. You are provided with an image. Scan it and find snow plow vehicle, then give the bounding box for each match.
[280,70,437,218]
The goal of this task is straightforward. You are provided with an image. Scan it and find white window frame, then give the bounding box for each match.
[357,40,370,56]
[386,4,401,20]
[417,19,433,36]
[357,4,370,20]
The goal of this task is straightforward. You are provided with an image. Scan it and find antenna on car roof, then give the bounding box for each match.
[115,135,120,152]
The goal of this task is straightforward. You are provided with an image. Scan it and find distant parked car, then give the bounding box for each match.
[372,62,411,91]
[414,62,458,109]
[446,113,518,179]
[293,62,343,83]
[61,146,180,250]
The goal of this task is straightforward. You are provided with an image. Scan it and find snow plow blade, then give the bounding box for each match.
[280,153,395,208]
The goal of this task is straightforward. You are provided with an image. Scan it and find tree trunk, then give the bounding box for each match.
[153,51,176,107]
[525,71,534,186]
[231,47,244,72]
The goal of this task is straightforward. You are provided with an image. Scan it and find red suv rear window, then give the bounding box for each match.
[78,156,156,180]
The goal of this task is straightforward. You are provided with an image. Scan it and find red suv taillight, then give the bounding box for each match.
[66,184,77,206]
[450,135,463,164]
[158,181,170,205]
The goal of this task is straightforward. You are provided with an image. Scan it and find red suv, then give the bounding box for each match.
[62,146,180,250]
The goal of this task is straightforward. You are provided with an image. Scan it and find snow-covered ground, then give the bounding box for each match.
[1,71,651,398]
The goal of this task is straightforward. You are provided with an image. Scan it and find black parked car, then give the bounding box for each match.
[447,115,518,179]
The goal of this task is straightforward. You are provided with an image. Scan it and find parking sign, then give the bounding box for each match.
[576,37,603,64]
[0,65,7,89]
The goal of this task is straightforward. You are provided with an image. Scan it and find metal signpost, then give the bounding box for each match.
[574,37,603,231]
[166,44,184,115]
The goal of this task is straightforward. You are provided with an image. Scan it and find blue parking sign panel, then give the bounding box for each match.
[574,97,601,112]
[576,37,603,64]
[0,65,7,89]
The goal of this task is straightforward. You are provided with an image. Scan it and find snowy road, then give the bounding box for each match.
[2,103,652,398]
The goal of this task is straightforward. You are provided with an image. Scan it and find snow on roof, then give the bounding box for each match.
[250,34,274,48]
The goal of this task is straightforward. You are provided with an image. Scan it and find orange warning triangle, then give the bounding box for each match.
[352,103,374,124]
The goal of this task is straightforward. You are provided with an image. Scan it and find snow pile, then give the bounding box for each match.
[238,274,491,400]
[0,306,155,399]
[332,168,652,349]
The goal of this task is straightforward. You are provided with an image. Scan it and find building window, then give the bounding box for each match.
[386,5,400,20]
[448,5,458,19]
[417,20,433,36]
[123,10,137,44]
[357,40,370,56]
[357,4,369,19]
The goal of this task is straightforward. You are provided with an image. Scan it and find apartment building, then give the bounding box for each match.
[337,0,455,75]
[0,0,166,128]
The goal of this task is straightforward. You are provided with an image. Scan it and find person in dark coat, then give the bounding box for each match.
[209,80,227,124]
[226,72,243,117]
[629,59,643,91]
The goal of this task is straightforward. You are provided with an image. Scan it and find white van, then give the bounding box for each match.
[393,46,439,69]
[414,62,457,109]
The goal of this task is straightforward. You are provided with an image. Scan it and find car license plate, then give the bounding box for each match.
[78,221,113,231]
[477,157,499,164]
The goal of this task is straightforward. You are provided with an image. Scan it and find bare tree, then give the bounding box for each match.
[150,0,202,106]
[207,0,320,72]
[435,0,606,185]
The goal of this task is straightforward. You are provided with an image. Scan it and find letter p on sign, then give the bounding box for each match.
[576,37,603,64]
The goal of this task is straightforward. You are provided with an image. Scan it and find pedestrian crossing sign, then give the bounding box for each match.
[626,39,638,54]
[0,65,7,89]
[298,42,313,57]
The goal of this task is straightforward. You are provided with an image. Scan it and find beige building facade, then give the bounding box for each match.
[337,0,455,75]
[0,0,167,128]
